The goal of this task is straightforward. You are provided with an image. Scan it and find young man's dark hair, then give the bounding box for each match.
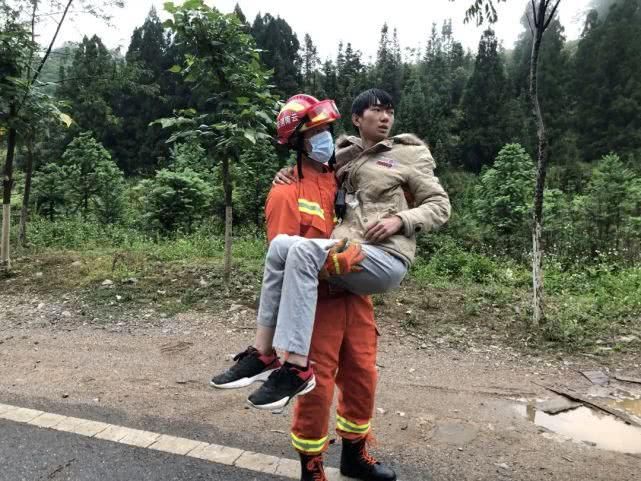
[350,88,395,116]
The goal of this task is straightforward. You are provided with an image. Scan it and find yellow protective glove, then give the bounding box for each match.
[319,238,365,279]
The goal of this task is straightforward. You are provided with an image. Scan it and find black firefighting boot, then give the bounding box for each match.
[340,437,397,481]
[299,452,327,481]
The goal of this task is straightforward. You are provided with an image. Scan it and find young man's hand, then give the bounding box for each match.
[364,216,403,243]
[272,166,296,185]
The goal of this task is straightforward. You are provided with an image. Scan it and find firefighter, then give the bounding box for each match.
[211,93,397,481]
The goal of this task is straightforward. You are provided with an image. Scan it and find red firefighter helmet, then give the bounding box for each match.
[276,94,341,145]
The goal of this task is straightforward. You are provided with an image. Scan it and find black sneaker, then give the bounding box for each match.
[246,362,316,411]
[209,346,281,389]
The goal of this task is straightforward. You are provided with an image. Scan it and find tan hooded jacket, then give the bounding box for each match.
[332,133,451,265]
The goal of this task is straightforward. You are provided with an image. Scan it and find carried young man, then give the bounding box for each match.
[211,89,450,480]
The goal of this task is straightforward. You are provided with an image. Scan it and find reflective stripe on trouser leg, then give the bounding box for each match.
[336,414,371,435]
[291,433,329,454]
[335,295,378,441]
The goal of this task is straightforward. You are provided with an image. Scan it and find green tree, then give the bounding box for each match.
[451,0,508,25]
[160,0,278,281]
[473,143,534,250]
[301,33,320,95]
[169,140,209,174]
[374,24,403,105]
[1,0,124,267]
[583,153,636,252]
[116,7,173,174]
[460,28,508,172]
[418,20,471,165]
[31,162,66,220]
[235,141,282,226]
[59,132,125,221]
[573,0,641,161]
[509,8,570,160]
[319,59,338,100]
[0,5,32,265]
[251,13,300,96]
[135,168,212,233]
[57,35,121,147]
[335,42,369,134]
[396,64,426,137]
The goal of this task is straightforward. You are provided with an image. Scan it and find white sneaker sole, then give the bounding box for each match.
[209,368,277,389]
[246,375,317,411]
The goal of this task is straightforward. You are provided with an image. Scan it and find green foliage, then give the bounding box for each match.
[543,262,641,346]
[160,0,278,158]
[574,0,641,161]
[57,35,121,140]
[374,24,403,105]
[451,0,507,25]
[0,6,32,111]
[250,13,301,96]
[333,42,370,134]
[301,33,320,96]
[460,29,510,171]
[583,153,641,256]
[234,141,283,225]
[169,140,209,174]
[31,163,66,220]
[47,132,124,223]
[508,10,570,158]
[116,7,175,174]
[135,168,212,233]
[473,143,534,248]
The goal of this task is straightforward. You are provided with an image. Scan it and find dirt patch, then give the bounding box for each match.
[1,303,640,480]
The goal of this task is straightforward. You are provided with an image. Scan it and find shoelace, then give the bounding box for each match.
[232,347,255,362]
[269,363,306,384]
[263,366,290,388]
[306,455,327,481]
[359,438,379,466]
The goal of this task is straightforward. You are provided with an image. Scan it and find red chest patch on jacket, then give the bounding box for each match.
[376,157,397,169]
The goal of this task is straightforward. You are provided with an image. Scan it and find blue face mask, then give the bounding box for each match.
[307,130,335,164]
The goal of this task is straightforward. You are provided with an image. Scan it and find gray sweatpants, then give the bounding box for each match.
[256,234,407,356]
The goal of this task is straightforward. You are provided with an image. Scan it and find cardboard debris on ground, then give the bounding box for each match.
[538,384,641,428]
[614,374,641,385]
[537,397,582,415]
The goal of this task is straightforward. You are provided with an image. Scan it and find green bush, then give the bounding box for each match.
[473,143,534,251]
[135,168,213,233]
[31,133,126,223]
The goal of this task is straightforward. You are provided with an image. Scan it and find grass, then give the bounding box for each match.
[8,217,641,353]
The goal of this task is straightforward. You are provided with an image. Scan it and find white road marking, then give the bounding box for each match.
[0,402,361,480]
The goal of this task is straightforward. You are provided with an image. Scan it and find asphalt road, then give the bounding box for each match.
[0,418,286,481]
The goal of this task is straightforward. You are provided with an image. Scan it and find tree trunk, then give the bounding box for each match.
[2,106,17,270]
[222,157,233,282]
[19,134,35,247]
[528,0,560,327]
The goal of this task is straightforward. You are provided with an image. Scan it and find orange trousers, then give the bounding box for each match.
[290,291,378,454]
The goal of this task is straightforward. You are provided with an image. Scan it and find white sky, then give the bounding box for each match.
[40,0,594,60]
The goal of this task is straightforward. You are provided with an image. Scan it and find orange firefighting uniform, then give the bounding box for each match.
[264,162,378,454]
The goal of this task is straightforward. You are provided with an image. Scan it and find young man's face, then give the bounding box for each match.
[352,102,395,143]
